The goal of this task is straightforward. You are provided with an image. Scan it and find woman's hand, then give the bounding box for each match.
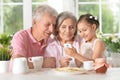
[59,57,72,67]
[42,57,56,68]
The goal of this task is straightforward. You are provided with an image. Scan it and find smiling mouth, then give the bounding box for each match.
[46,32,51,36]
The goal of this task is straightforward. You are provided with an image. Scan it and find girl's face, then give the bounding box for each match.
[77,21,96,42]
[58,18,76,41]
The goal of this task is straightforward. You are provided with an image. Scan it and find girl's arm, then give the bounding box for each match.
[92,40,106,59]
[65,40,106,63]
[64,47,93,62]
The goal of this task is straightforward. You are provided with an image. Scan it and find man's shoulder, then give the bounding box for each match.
[48,37,57,44]
[13,29,30,38]
[47,37,59,46]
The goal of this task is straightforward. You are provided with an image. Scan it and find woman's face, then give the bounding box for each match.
[77,21,96,42]
[58,18,76,41]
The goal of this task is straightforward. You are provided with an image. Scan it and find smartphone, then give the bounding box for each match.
[64,43,72,48]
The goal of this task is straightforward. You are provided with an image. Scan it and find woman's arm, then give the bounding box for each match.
[75,59,82,67]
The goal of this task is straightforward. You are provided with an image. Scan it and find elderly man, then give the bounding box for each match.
[10,5,58,68]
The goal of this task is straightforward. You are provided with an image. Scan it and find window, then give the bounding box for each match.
[32,0,47,11]
[0,0,47,34]
[0,0,23,34]
[77,0,120,35]
[1,0,119,35]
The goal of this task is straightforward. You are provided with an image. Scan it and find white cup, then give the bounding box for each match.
[12,57,29,74]
[28,56,43,71]
[83,61,94,70]
[0,61,10,73]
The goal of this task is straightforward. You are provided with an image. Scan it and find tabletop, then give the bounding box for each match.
[0,68,120,80]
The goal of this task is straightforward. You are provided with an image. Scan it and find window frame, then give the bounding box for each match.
[1,0,120,36]
[0,0,47,34]
[77,0,120,36]
[0,0,24,33]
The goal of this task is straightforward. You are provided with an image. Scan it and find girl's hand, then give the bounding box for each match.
[64,47,77,57]
[59,57,72,67]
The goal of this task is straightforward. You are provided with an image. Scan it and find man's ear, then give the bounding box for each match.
[33,19,36,24]
[92,24,97,31]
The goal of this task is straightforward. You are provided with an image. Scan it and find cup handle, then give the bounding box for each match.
[28,57,32,62]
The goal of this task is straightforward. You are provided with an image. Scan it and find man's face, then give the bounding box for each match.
[35,13,56,40]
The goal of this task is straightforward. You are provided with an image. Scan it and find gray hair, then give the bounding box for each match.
[32,4,58,22]
[54,11,77,36]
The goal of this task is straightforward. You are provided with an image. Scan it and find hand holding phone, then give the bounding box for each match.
[64,43,72,48]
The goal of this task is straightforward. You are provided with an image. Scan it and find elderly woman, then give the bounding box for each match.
[44,11,82,67]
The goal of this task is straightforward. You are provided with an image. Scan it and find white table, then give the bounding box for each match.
[0,68,120,80]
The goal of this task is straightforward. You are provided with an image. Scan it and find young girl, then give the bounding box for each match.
[64,13,106,67]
